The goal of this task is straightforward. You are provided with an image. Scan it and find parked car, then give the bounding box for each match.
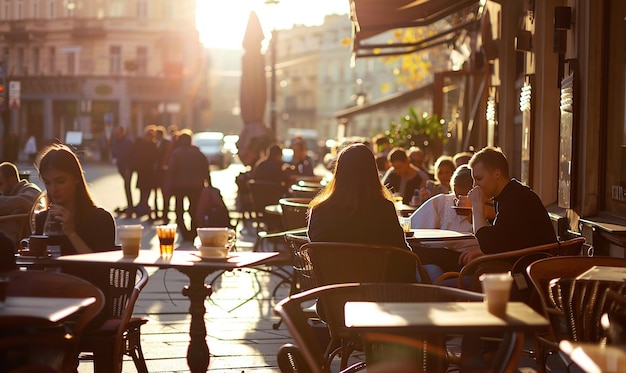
[192,132,231,169]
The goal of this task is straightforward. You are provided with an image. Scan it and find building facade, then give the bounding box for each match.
[0,0,207,158]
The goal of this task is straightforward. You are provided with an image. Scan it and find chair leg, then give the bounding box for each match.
[127,329,148,373]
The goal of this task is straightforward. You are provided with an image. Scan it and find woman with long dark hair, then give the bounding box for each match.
[34,144,116,254]
[307,143,409,249]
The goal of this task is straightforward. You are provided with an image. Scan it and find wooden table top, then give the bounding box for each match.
[559,340,626,373]
[407,229,475,242]
[0,296,95,327]
[345,301,548,334]
[55,250,280,270]
[576,266,626,282]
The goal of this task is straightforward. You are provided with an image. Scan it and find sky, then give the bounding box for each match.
[195,0,350,49]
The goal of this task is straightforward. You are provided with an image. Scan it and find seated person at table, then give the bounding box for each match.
[308,143,410,250]
[0,162,42,245]
[411,165,474,233]
[463,146,556,264]
[284,136,314,182]
[381,147,425,205]
[34,144,116,255]
[252,143,289,187]
[427,155,455,196]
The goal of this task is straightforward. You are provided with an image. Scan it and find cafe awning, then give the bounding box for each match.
[350,0,485,58]
[335,83,433,121]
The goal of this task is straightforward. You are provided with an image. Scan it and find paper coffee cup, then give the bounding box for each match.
[118,225,143,257]
[480,273,513,316]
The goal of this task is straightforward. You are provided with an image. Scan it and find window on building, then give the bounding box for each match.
[136,46,147,75]
[48,0,55,19]
[109,45,121,74]
[3,1,10,20]
[65,0,75,17]
[137,0,148,18]
[67,51,77,75]
[16,0,23,19]
[48,46,55,74]
[16,48,24,75]
[33,47,40,75]
[109,0,123,17]
[602,3,626,218]
[33,0,40,18]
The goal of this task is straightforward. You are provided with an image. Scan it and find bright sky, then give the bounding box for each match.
[195,0,349,49]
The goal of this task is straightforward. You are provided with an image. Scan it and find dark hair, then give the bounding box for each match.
[178,132,192,146]
[450,165,473,193]
[388,147,408,163]
[36,144,96,215]
[310,143,392,214]
[469,147,509,177]
[0,162,19,181]
[434,156,455,183]
[267,144,283,158]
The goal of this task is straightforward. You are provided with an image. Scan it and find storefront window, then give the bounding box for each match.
[603,6,626,217]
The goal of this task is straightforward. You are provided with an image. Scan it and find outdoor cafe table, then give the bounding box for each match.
[407,229,476,272]
[0,296,96,328]
[576,265,626,282]
[344,301,549,371]
[55,250,280,373]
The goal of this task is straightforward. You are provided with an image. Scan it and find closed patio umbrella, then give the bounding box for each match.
[237,11,274,168]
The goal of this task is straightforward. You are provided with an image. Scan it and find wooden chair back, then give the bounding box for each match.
[455,237,587,293]
[303,242,431,286]
[274,282,483,373]
[527,255,626,321]
[0,212,30,245]
[526,255,626,373]
[279,197,311,230]
[284,233,316,294]
[6,269,105,372]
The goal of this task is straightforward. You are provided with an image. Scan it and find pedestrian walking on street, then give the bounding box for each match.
[167,130,209,241]
[131,125,158,218]
[111,125,135,217]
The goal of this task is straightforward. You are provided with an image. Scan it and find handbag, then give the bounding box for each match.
[195,186,232,228]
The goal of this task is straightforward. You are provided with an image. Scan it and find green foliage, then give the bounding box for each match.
[385,107,445,150]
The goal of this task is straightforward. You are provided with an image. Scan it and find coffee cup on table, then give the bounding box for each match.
[118,225,144,258]
[480,273,513,316]
[196,227,236,248]
[19,235,50,257]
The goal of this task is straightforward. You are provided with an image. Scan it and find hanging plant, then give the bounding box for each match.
[385,107,446,150]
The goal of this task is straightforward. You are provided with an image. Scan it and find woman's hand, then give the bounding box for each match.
[48,204,76,236]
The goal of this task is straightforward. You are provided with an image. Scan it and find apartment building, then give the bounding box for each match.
[0,0,206,154]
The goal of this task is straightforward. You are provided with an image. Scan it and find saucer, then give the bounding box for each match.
[451,206,472,216]
[196,245,229,259]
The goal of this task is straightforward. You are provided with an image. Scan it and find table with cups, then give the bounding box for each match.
[38,225,279,373]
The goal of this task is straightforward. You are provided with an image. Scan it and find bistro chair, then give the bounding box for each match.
[247,179,286,233]
[279,197,311,231]
[526,256,626,373]
[0,212,30,246]
[3,269,105,372]
[65,265,150,373]
[301,242,432,369]
[435,237,586,300]
[275,282,484,373]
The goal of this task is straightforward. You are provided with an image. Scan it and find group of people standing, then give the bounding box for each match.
[111,124,211,241]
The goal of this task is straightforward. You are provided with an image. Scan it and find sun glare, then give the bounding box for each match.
[195,0,349,49]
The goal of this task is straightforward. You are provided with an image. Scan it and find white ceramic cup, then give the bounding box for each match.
[480,273,513,316]
[118,225,144,257]
[197,227,236,248]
